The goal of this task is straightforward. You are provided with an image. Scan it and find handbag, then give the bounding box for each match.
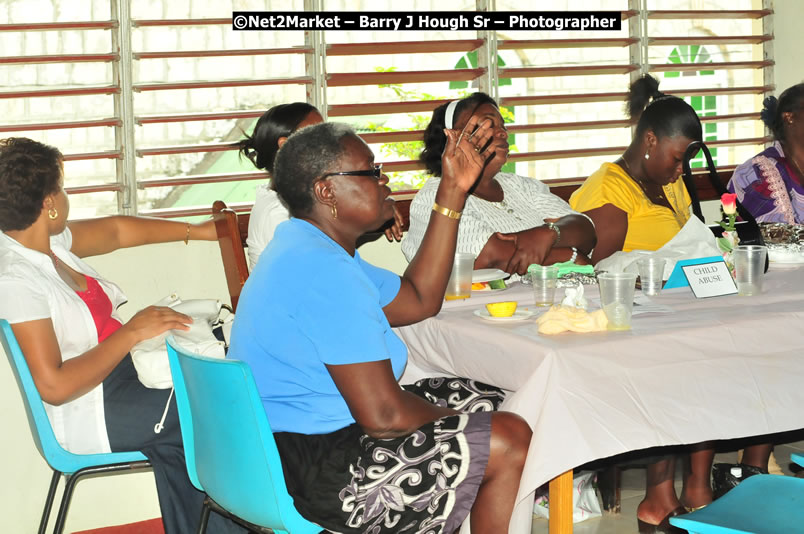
[130,294,232,390]
[712,462,768,500]
[681,141,768,271]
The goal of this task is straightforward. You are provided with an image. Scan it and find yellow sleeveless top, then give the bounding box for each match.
[569,163,691,252]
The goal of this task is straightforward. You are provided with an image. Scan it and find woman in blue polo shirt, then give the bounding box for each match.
[228,121,532,534]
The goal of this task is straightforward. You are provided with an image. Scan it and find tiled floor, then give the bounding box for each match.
[531,437,804,534]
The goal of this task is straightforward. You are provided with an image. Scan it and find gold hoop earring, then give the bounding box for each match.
[331,201,338,220]
[48,207,58,220]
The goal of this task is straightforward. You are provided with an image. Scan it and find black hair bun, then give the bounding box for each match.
[760,95,778,128]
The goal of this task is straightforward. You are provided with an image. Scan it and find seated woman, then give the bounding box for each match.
[238,102,402,268]
[570,74,701,264]
[227,120,532,533]
[402,92,595,275]
[0,138,238,534]
[728,83,804,223]
[569,76,775,532]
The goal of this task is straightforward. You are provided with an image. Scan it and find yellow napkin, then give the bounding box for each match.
[536,305,608,335]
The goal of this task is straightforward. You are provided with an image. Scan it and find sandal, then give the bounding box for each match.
[636,505,688,534]
[683,503,707,513]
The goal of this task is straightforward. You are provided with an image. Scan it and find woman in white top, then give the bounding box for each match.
[0,138,240,534]
[402,92,596,275]
[238,103,403,268]
[239,103,325,268]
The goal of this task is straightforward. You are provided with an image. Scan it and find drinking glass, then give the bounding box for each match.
[445,253,474,299]
[733,245,768,296]
[598,272,638,331]
[530,265,558,307]
[636,257,666,297]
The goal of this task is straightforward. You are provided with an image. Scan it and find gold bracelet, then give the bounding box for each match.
[183,223,190,245]
[432,202,462,220]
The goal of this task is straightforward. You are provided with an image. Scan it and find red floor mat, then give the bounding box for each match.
[72,517,164,534]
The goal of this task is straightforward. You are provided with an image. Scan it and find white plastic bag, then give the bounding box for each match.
[595,216,722,278]
[533,470,602,523]
[130,294,229,389]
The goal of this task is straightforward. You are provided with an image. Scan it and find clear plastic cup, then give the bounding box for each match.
[636,257,666,297]
[530,265,558,307]
[598,272,638,331]
[733,245,767,296]
[445,253,475,300]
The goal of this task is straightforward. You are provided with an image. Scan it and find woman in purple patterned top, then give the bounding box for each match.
[728,83,804,223]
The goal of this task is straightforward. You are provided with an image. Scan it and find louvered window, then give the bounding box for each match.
[0,0,773,219]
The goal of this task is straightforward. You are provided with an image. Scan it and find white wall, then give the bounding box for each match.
[1,2,801,532]
[772,0,804,94]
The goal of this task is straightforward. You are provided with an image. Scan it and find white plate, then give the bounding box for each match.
[473,309,534,322]
[472,268,508,283]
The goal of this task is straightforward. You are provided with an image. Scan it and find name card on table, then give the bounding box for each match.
[664,256,723,289]
[681,260,738,298]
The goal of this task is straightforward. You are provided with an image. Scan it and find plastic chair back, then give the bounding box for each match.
[670,474,804,533]
[0,319,146,473]
[166,336,320,533]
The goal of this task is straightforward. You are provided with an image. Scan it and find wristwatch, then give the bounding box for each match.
[546,221,561,245]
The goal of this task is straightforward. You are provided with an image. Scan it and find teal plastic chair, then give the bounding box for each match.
[670,455,804,533]
[165,336,322,534]
[0,320,150,534]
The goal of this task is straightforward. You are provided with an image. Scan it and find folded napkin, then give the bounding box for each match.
[552,260,596,278]
[536,306,608,335]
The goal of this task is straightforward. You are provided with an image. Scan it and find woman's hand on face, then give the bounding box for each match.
[440,115,495,194]
[495,226,556,275]
[384,203,404,242]
[122,306,193,344]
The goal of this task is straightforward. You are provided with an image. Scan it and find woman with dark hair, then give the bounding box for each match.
[727,83,804,223]
[402,92,596,275]
[570,74,703,264]
[238,102,402,268]
[0,138,240,533]
[228,120,532,533]
[238,102,324,267]
[569,76,713,532]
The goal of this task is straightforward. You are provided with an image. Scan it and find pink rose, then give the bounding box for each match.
[721,193,737,215]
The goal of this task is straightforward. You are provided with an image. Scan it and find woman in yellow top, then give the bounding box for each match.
[573,75,710,533]
[570,74,700,264]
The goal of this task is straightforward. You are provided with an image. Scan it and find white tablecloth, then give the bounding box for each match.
[395,265,804,534]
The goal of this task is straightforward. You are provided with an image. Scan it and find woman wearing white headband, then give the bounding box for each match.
[402,93,596,274]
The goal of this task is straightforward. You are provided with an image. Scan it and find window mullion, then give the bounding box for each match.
[305,0,327,117]
[112,0,137,215]
[628,0,645,139]
[475,0,495,100]
[762,0,774,148]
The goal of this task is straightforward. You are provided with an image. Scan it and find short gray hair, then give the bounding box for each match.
[273,122,358,217]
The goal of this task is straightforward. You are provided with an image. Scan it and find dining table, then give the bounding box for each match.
[395,264,804,534]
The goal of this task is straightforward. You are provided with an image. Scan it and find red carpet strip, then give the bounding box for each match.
[72,517,164,534]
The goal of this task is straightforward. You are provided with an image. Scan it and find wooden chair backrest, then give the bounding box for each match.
[212,200,250,311]
[210,170,732,309]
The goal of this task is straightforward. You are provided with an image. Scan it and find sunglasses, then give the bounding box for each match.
[323,163,383,180]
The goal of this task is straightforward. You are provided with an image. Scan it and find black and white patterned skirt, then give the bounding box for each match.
[273,378,506,534]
